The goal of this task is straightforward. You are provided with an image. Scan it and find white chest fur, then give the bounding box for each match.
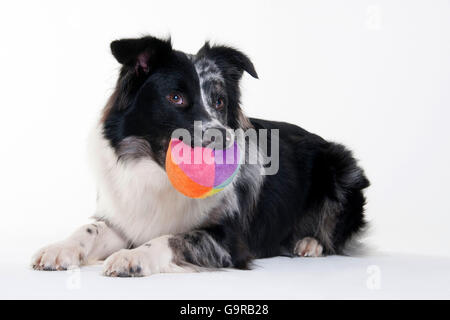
[87,126,224,246]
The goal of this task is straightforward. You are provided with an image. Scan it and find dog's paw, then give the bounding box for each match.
[294,237,324,257]
[31,241,86,271]
[103,236,191,277]
[103,248,148,277]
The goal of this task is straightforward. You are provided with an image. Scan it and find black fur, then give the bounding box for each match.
[103,35,369,270]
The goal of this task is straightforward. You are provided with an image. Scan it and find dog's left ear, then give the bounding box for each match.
[110,36,172,75]
[197,42,258,80]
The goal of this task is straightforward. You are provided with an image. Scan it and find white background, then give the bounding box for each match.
[0,0,449,299]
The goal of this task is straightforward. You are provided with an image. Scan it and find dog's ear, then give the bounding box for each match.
[110,36,172,75]
[197,42,258,80]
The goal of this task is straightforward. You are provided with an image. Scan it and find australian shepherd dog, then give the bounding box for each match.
[32,36,369,277]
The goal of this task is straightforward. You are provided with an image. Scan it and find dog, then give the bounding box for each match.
[31,35,369,277]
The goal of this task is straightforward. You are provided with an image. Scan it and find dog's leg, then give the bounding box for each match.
[103,235,189,277]
[103,230,241,277]
[31,221,127,271]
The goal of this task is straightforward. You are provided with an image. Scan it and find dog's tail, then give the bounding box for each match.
[305,141,371,255]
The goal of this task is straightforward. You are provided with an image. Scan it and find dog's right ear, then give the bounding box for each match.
[110,36,172,75]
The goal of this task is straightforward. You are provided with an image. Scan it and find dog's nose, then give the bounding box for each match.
[202,127,234,149]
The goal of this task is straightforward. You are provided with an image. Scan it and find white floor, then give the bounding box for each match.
[1,252,449,299]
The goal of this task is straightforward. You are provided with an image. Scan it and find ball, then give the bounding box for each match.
[165,138,241,198]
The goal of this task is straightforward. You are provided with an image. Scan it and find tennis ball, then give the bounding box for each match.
[165,138,240,198]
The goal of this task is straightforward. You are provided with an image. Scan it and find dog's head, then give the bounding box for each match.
[102,35,258,165]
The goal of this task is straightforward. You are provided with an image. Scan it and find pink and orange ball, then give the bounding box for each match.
[166,139,241,198]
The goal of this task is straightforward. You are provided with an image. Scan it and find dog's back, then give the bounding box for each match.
[243,118,369,258]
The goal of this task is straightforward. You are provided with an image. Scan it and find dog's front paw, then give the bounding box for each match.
[294,237,324,257]
[103,249,148,277]
[31,241,86,271]
[103,236,191,277]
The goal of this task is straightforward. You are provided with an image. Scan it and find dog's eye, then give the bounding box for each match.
[215,98,225,110]
[167,93,187,107]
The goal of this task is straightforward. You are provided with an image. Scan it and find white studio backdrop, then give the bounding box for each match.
[0,0,449,261]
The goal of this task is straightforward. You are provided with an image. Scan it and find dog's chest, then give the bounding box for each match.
[88,127,220,245]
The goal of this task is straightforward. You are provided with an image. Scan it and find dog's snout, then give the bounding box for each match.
[202,126,233,149]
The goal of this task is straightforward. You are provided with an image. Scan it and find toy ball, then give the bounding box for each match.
[165,138,241,198]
